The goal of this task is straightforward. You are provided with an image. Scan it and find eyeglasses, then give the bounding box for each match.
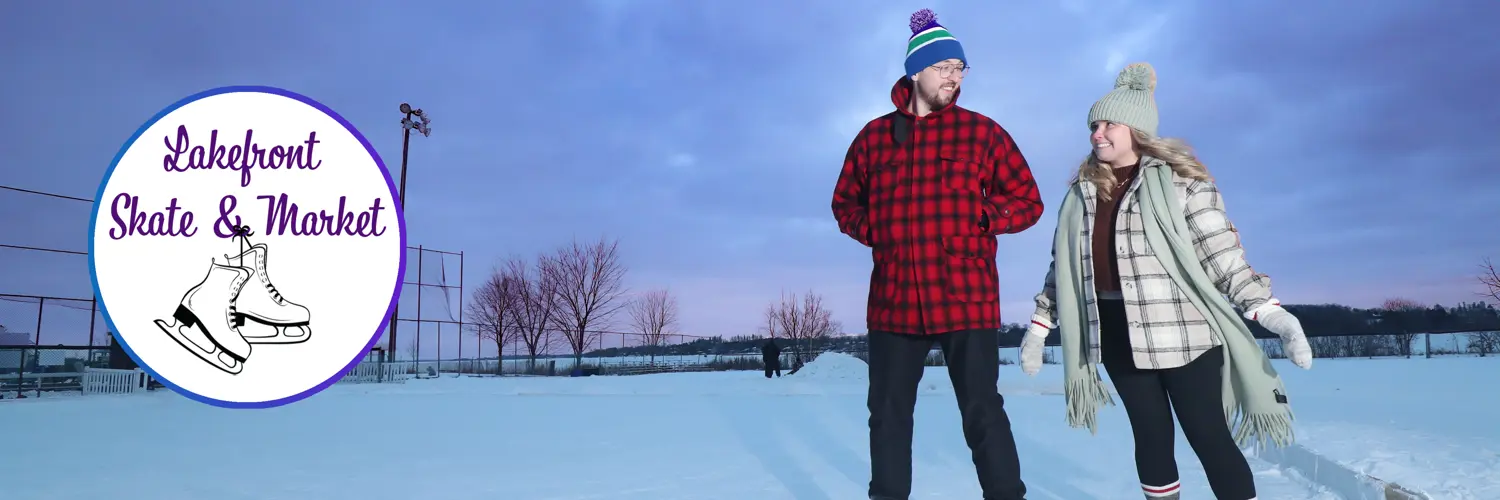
[930,64,970,78]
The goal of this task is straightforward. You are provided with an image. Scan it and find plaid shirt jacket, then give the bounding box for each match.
[1031,164,1279,369]
[833,78,1044,336]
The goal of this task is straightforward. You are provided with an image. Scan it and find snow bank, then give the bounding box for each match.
[1269,356,1500,499]
[1255,442,1431,500]
[791,352,868,382]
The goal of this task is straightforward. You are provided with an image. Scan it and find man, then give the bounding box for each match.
[762,337,782,378]
[830,9,1044,500]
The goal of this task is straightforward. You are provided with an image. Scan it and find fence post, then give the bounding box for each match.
[31,347,42,398]
[33,297,45,346]
[89,297,98,347]
[415,246,424,363]
[12,348,25,399]
[459,249,466,370]
[1424,333,1431,359]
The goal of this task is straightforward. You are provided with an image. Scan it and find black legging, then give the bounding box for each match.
[1097,298,1257,500]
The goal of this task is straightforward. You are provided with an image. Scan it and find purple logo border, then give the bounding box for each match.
[87,85,408,409]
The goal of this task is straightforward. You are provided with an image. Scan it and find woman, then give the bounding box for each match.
[1018,62,1315,500]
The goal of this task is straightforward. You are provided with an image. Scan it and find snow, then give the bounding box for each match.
[1259,356,1500,499]
[788,352,868,382]
[0,352,1494,499]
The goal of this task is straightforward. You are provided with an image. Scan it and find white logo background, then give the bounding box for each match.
[91,90,403,405]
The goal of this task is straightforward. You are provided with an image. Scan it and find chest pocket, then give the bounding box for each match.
[939,147,987,193]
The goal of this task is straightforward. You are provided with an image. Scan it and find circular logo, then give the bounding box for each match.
[88,86,406,409]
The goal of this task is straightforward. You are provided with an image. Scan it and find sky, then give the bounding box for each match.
[1,0,1497,355]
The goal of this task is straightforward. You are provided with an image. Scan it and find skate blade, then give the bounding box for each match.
[155,318,245,375]
[236,315,312,345]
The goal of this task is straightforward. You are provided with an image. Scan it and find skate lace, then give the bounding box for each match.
[228,224,286,304]
[230,225,254,267]
[266,280,284,304]
[227,267,247,321]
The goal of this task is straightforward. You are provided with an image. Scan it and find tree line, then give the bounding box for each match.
[594,297,1500,361]
[1009,258,1500,358]
[466,248,1500,365]
[460,235,844,371]
[463,236,687,372]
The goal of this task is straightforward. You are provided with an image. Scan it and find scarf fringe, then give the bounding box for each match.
[1227,403,1297,450]
[1065,367,1115,434]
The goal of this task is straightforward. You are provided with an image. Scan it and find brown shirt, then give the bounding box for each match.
[1091,163,1140,294]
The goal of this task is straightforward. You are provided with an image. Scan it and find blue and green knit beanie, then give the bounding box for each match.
[904,9,966,78]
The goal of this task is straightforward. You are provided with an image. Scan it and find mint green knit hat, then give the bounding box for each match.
[1087,62,1159,137]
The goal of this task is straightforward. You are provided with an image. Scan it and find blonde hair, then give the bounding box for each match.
[1073,128,1212,201]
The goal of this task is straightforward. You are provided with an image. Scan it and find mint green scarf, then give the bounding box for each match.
[1054,157,1296,449]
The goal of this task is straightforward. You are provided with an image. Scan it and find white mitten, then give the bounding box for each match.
[1249,302,1313,369]
[1020,315,1051,376]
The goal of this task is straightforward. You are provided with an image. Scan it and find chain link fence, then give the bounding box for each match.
[0,345,114,399]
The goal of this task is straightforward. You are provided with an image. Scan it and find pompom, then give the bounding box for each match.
[1114,62,1156,91]
[909,9,937,34]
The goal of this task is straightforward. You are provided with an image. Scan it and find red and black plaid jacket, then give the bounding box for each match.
[831,77,1044,336]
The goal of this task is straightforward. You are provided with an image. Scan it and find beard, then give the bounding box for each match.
[919,84,957,109]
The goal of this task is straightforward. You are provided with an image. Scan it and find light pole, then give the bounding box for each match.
[387,103,431,362]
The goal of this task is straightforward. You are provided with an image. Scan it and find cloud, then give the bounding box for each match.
[665,153,697,171]
[1100,11,1172,77]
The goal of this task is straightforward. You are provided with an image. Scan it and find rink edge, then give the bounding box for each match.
[1252,443,1430,500]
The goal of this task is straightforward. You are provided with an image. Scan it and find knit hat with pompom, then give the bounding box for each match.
[904,9,966,78]
[1087,62,1159,137]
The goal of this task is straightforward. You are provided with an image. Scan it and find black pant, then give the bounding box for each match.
[1097,299,1256,500]
[764,358,781,378]
[866,328,1025,500]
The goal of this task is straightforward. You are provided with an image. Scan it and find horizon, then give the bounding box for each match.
[2,1,1497,353]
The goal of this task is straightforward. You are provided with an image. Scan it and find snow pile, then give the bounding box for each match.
[792,352,868,382]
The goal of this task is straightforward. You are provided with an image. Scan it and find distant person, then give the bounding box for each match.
[1019,62,1315,500]
[829,9,1043,500]
[762,338,782,378]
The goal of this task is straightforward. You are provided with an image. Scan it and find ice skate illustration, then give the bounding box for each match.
[223,225,312,344]
[153,259,255,375]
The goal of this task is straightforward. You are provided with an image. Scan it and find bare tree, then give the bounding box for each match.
[1469,331,1500,356]
[763,305,780,339]
[765,290,838,368]
[1471,259,1500,357]
[1382,297,1423,358]
[627,288,679,365]
[544,237,629,368]
[406,336,420,363]
[1481,258,1500,306]
[465,266,519,375]
[506,255,558,373]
